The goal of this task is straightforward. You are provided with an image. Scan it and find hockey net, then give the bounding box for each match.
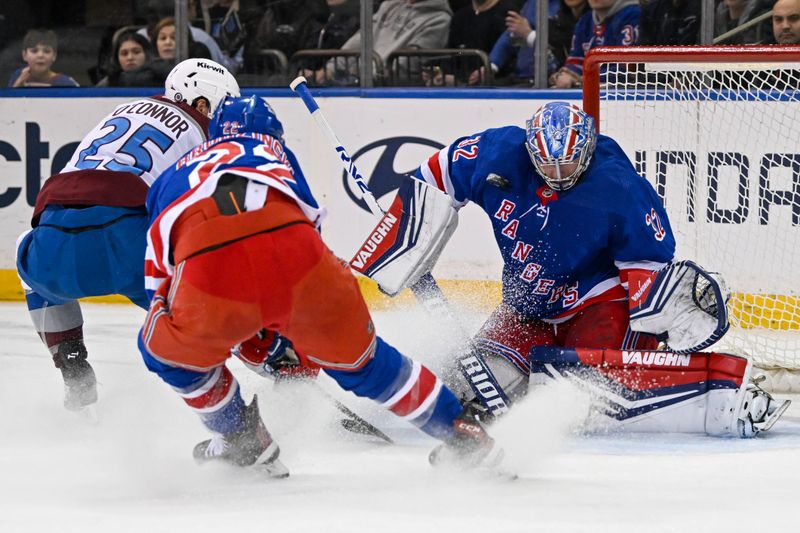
[583,46,800,392]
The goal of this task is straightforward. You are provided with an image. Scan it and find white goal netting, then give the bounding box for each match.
[584,47,800,391]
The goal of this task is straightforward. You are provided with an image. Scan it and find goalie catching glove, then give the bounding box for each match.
[627,260,730,353]
[233,330,319,380]
[350,177,458,296]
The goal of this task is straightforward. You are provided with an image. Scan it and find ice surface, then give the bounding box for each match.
[1,302,798,533]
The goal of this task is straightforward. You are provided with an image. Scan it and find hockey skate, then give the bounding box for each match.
[193,395,289,478]
[738,375,791,437]
[429,403,505,470]
[54,339,98,412]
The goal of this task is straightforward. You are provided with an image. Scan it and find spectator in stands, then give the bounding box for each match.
[772,0,800,44]
[450,0,515,54]
[638,0,700,45]
[197,0,247,53]
[714,0,772,44]
[327,0,453,85]
[134,17,215,87]
[435,0,513,86]
[550,0,640,89]
[8,29,79,87]
[472,0,561,86]
[251,0,329,61]
[296,0,361,85]
[151,17,212,62]
[311,0,361,52]
[549,1,590,74]
[140,0,241,73]
[95,31,154,87]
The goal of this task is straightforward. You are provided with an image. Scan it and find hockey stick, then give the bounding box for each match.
[288,76,453,306]
[289,77,512,419]
[311,382,394,444]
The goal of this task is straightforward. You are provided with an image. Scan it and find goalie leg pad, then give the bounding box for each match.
[454,304,557,418]
[349,177,458,296]
[529,347,774,436]
[706,357,792,437]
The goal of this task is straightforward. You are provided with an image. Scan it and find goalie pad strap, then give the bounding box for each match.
[350,178,458,296]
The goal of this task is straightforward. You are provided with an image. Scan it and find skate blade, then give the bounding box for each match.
[258,459,290,479]
[761,399,791,432]
[432,460,518,482]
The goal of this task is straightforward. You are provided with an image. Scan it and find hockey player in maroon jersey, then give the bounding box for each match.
[16,59,239,414]
[351,101,790,437]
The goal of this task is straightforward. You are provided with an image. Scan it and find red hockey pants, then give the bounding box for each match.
[141,193,376,372]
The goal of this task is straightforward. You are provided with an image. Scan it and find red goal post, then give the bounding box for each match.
[582,46,800,391]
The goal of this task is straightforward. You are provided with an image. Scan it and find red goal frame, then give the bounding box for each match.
[582,45,800,130]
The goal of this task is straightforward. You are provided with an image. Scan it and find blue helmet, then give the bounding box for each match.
[525,102,596,191]
[209,94,284,140]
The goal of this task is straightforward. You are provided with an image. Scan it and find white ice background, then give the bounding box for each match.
[1,302,799,533]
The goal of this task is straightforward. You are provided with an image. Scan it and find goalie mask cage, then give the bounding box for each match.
[584,46,800,392]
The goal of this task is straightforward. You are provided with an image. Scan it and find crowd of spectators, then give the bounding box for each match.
[5,0,800,89]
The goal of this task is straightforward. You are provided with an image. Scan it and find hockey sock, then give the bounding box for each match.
[326,336,463,440]
[140,334,247,434]
[25,292,85,363]
[175,366,247,435]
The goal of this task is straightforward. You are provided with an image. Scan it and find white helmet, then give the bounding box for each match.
[164,58,240,116]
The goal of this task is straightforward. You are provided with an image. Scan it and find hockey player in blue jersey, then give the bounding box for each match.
[550,0,640,88]
[138,95,503,477]
[15,58,240,413]
[351,101,790,437]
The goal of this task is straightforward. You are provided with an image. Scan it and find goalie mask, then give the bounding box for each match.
[210,95,285,141]
[165,58,240,117]
[526,102,597,191]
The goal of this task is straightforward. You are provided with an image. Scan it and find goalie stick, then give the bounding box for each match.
[289,77,511,420]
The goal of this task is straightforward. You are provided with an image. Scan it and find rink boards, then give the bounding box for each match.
[0,88,577,305]
[0,88,797,331]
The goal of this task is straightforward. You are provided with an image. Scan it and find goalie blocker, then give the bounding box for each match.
[349,177,458,296]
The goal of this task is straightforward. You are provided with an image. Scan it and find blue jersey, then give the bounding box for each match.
[414,127,674,322]
[564,3,640,77]
[147,133,320,225]
[145,133,323,297]
[489,0,560,79]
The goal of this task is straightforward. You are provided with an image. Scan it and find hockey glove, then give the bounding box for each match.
[234,330,319,380]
